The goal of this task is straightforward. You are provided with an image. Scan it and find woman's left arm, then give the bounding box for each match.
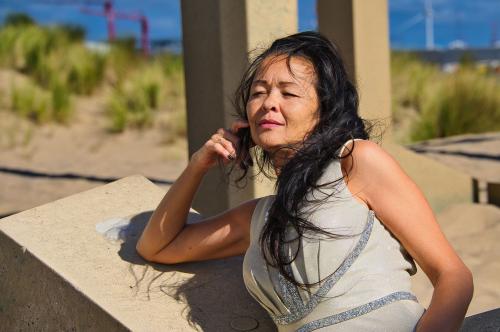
[343,140,474,332]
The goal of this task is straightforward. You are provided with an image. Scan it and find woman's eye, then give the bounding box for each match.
[251,91,265,97]
[283,92,298,97]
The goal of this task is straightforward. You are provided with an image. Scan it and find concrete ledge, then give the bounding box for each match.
[0,175,274,331]
[0,230,127,331]
[460,308,500,332]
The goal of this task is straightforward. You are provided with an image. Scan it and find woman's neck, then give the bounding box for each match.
[270,149,295,175]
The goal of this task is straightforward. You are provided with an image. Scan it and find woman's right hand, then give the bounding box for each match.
[190,120,249,172]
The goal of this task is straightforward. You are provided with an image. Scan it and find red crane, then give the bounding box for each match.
[81,0,150,56]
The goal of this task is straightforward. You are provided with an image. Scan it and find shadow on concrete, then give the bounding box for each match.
[0,211,20,219]
[410,135,499,147]
[116,211,153,265]
[460,308,500,331]
[115,211,275,331]
[0,165,174,185]
[407,148,500,162]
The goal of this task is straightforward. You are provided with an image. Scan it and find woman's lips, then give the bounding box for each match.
[259,120,284,129]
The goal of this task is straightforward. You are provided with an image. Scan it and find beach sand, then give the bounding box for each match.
[412,203,500,316]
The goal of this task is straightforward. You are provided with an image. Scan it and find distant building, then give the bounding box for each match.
[448,39,467,50]
[150,39,182,54]
[84,41,110,54]
[397,47,500,72]
[84,39,181,55]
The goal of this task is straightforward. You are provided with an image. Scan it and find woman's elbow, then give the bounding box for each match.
[135,241,156,262]
[443,264,474,301]
[135,242,181,264]
[458,266,474,309]
[456,263,474,290]
[463,266,474,300]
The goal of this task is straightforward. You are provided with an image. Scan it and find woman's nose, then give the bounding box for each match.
[262,90,279,112]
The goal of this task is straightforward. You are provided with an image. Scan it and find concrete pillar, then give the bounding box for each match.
[317,0,392,130]
[181,0,297,216]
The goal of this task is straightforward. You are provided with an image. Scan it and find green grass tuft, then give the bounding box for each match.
[410,68,500,141]
[10,78,73,124]
[391,52,500,142]
[11,80,50,123]
[0,19,187,135]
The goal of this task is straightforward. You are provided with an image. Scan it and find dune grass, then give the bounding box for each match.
[0,14,186,139]
[11,79,51,123]
[410,68,500,141]
[10,77,72,124]
[391,52,500,142]
[106,54,185,133]
[0,23,105,95]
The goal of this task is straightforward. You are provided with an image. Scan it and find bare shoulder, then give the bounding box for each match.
[341,140,470,286]
[340,139,396,166]
[340,139,409,209]
[340,140,404,178]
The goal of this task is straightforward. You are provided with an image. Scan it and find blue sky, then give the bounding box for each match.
[0,0,498,49]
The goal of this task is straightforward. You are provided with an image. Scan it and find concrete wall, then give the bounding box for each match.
[0,231,127,331]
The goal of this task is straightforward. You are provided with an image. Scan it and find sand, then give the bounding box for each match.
[411,203,500,316]
[0,69,187,216]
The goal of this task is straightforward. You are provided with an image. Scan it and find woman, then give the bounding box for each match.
[136,32,473,331]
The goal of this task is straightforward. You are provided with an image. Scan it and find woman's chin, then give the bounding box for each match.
[255,145,276,155]
[254,138,280,152]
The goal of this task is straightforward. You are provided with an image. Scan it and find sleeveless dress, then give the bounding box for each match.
[242,139,426,331]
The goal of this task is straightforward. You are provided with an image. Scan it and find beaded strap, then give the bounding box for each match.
[296,291,418,332]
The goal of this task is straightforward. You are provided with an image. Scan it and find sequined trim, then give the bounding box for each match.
[296,291,418,332]
[279,266,304,310]
[272,210,376,325]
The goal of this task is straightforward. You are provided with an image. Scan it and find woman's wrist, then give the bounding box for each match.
[187,155,211,175]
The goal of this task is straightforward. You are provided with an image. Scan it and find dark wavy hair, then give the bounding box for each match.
[232,31,373,289]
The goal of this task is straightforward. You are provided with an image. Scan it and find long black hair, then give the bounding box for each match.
[232,31,373,289]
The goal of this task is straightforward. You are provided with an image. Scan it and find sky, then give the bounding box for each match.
[0,0,499,50]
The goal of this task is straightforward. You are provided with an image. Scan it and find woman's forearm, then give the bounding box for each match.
[136,161,207,260]
[135,123,245,260]
[416,268,474,332]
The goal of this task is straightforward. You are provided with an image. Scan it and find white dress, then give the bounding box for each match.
[242,139,426,331]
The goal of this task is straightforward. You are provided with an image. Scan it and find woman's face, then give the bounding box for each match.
[246,55,319,154]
